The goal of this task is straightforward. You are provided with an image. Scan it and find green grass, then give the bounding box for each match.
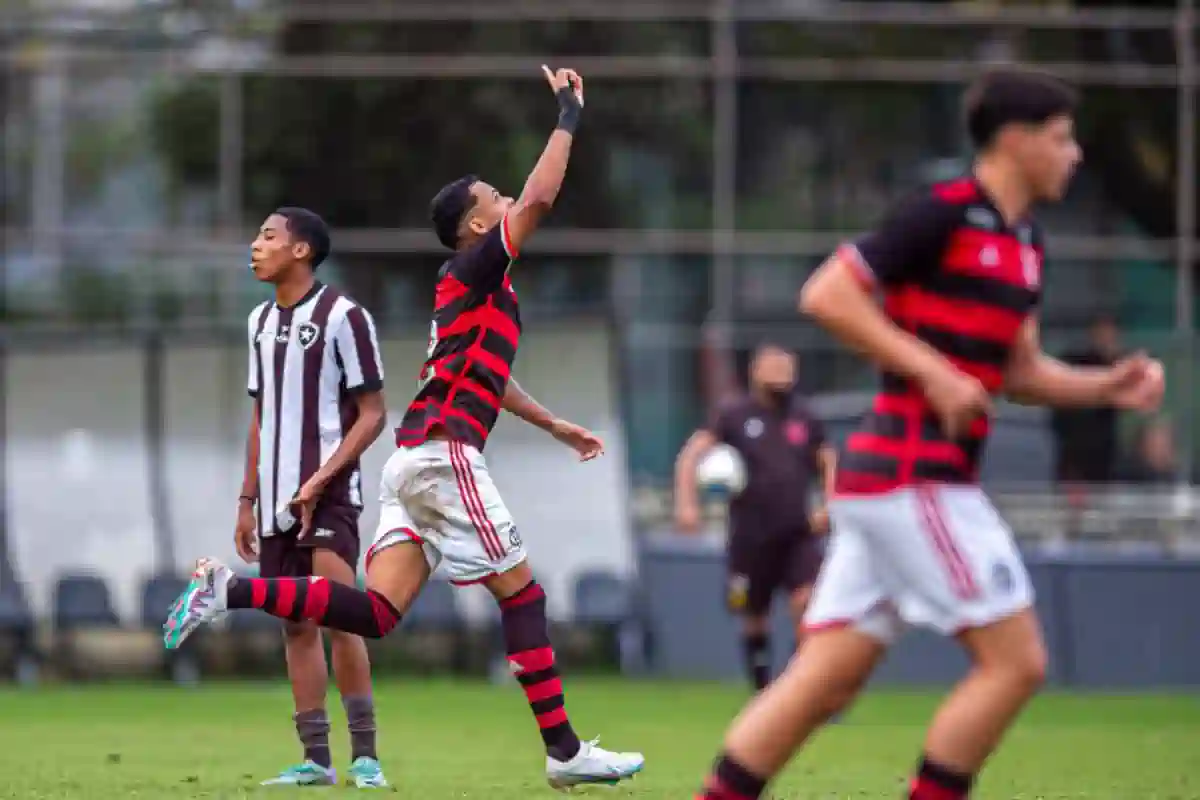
[1,679,1198,798]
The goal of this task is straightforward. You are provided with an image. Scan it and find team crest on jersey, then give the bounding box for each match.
[296,321,321,350]
[786,420,808,446]
[744,418,764,439]
[1021,246,1041,289]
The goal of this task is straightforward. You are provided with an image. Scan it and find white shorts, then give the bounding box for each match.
[804,485,1033,644]
[366,439,526,585]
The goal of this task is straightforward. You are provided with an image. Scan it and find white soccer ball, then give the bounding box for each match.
[696,444,748,496]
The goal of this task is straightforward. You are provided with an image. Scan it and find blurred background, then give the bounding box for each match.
[0,0,1198,688]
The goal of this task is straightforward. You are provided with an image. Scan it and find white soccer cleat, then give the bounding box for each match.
[545,737,645,790]
[163,557,234,649]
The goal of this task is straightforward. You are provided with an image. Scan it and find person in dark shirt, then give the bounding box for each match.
[674,344,837,691]
[1051,315,1121,483]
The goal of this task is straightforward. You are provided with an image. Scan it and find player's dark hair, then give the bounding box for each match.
[430,175,479,250]
[964,67,1078,150]
[274,207,331,269]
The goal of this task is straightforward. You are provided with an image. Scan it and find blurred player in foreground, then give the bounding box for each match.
[697,68,1165,800]
[675,344,836,691]
[166,66,645,790]
[238,208,389,787]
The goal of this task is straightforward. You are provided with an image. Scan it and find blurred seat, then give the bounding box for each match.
[565,571,645,674]
[52,573,160,680]
[574,571,632,625]
[54,574,119,630]
[379,579,467,674]
[140,574,188,629]
[0,582,37,685]
[405,579,461,629]
[141,574,201,685]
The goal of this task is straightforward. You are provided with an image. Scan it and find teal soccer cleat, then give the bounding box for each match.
[347,757,389,788]
[260,760,337,787]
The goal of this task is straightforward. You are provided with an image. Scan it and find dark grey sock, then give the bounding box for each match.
[342,695,377,761]
[294,708,332,768]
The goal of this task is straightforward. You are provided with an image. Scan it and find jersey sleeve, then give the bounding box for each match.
[447,214,518,293]
[840,192,961,286]
[334,306,385,394]
[246,304,265,399]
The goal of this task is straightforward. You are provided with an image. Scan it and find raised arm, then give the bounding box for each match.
[502,66,584,254]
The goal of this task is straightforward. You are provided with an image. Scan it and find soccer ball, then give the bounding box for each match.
[696,444,747,496]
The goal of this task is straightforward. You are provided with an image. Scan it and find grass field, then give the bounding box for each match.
[2,679,1198,798]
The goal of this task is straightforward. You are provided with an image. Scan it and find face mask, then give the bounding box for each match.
[765,386,792,406]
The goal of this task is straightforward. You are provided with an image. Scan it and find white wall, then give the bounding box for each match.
[4,322,633,621]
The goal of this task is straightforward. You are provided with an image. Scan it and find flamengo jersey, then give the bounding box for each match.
[247,282,385,535]
[396,216,521,452]
[835,177,1043,495]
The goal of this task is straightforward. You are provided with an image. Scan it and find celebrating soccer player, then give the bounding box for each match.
[696,68,1165,800]
[674,344,836,691]
[230,208,389,787]
[165,66,645,790]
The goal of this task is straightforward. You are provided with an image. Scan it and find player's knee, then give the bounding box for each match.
[328,627,369,649]
[1005,642,1049,693]
[283,619,320,643]
[980,636,1048,695]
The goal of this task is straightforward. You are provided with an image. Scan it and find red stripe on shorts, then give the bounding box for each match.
[915,487,979,600]
[449,441,503,560]
[449,441,505,561]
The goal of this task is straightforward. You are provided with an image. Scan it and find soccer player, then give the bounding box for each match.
[230,207,390,788]
[165,66,644,790]
[674,344,836,691]
[696,68,1165,800]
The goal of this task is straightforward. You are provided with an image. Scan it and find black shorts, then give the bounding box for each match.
[259,503,360,579]
[725,529,824,616]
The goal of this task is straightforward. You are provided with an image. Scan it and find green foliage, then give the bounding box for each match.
[148,21,712,234]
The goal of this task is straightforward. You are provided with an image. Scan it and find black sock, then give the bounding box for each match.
[742,633,770,691]
[699,752,768,799]
[500,581,581,763]
[294,708,332,769]
[909,754,973,799]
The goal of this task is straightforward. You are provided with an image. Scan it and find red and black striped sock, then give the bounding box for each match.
[226,576,401,639]
[500,581,581,763]
[909,755,973,800]
[697,752,768,799]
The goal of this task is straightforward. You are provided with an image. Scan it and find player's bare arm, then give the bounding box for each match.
[235,400,261,562]
[502,67,584,253]
[810,444,837,535]
[502,378,603,461]
[799,256,991,437]
[673,428,718,533]
[293,390,387,534]
[1004,318,1164,411]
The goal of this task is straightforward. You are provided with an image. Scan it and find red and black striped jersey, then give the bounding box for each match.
[835,177,1043,495]
[396,216,521,452]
